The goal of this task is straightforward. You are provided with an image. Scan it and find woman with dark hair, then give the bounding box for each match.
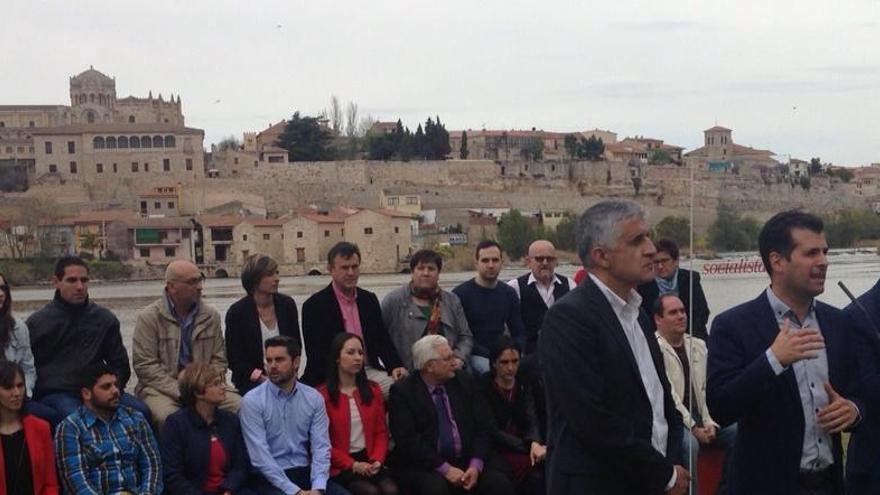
[0,274,36,397]
[160,362,252,495]
[0,361,58,495]
[480,336,546,495]
[318,333,398,495]
[225,255,300,395]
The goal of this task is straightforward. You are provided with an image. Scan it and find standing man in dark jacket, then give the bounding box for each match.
[27,256,149,426]
[301,242,406,395]
[638,238,710,340]
[540,200,688,495]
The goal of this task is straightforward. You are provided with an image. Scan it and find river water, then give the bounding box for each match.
[10,250,880,388]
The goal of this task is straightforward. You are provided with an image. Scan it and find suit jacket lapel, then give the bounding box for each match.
[583,278,643,386]
[326,284,346,333]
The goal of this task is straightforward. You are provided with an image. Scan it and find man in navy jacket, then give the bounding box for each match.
[708,210,875,495]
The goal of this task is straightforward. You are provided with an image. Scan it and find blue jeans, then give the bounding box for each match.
[29,391,151,428]
[252,467,351,495]
[683,423,737,494]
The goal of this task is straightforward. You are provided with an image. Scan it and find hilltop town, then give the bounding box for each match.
[1,67,878,277]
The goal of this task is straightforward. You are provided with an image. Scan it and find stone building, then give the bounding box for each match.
[129,216,195,263]
[233,217,287,265]
[0,67,204,185]
[683,125,778,172]
[344,209,414,273]
[282,210,347,269]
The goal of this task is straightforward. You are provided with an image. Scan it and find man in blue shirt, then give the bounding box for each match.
[239,335,349,495]
[55,362,163,494]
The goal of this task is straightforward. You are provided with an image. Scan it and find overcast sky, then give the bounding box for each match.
[3,0,879,165]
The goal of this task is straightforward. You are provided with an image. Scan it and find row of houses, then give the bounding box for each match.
[1,206,417,275]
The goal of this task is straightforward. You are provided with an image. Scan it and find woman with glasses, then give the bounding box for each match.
[225,255,300,395]
[319,333,398,495]
[0,274,36,400]
[160,362,252,495]
[0,360,59,495]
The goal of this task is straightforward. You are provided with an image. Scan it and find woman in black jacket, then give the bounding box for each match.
[160,362,252,495]
[224,255,300,395]
[480,336,546,495]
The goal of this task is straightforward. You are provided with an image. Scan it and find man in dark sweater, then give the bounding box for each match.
[452,240,525,374]
[26,256,149,426]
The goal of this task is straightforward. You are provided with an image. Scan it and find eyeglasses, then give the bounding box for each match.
[532,256,557,263]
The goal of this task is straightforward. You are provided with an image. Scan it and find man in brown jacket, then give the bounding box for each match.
[133,260,240,428]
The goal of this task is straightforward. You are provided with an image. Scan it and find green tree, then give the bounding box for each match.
[577,136,605,161]
[554,216,577,251]
[459,131,469,159]
[520,138,544,161]
[497,209,533,259]
[654,216,690,248]
[708,203,760,251]
[809,157,823,175]
[829,167,853,183]
[563,134,579,160]
[275,111,334,161]
[215,135,241,151]
[649,149,672,165]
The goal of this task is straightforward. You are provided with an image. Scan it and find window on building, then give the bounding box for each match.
[242,250,249,259]
[4,147,10,153]
[168,202,175,209]
[234,157,239,165]
[324,230,330,237]
[130,136,140,148]
[154,201,161,209]
[388,197,399,206]
[118,136,128,148]
[68,141,75,153]
[129,116,135,123]
[131,162,139,172]
[406,197,418,205]
[45,141,52,154]
[394,226,399,234]
[263,233,271,240]
[16,147,23,153]
[164,247,175,257]
[364,227,373,235]
[163,159,170,171]
[140,201,147,211]
[69,162,77,174]
[144,162,149,172]
[153,136,163,148]
[96,163,103,173]
[164,136,175,147]
[243,234,248,241]
[113,163,118,173]
[0,122,4,127]
[48,164,57,173]
[296,248,305,262]
[186,158,193,171]
[141,136,152,148]
[297,231,303,238]
[28,121,34,127]
[105,137,116,149]
[140,248,150,257]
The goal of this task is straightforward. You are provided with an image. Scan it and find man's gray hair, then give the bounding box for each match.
[576,200,645,268]
[412,335,449,370]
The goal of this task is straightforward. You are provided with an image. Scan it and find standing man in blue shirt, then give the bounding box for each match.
[708,210,873,495]
[453,240,525,374]
[55,362,163,495]
[239,335,350,495]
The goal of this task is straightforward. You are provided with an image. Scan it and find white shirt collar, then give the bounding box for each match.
[589,273,642,320]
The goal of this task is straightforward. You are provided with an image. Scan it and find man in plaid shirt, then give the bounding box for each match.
[55,363,163,495]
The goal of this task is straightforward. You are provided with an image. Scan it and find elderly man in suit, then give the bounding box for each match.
[388,335,513,495]
[708,210,877,495]
[540,199,688,495]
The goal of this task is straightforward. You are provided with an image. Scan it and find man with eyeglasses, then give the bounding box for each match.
[507,240,576,358]
[27,255,151,427]
[133,259,240,429]
[637,238,710,340]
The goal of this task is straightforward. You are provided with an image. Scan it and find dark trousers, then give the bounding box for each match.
[396,465,514,495]
[252,466,351,495]
[796,468,837,495]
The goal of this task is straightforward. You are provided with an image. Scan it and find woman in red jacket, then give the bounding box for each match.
[319,333,399,495]
[0,361,58,495]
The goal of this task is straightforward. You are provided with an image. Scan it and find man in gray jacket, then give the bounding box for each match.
[381,249,473,371]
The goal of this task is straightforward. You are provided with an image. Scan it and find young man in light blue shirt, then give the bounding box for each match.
[239,335,350,495]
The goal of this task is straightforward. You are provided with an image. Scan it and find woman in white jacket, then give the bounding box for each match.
[0,273,37,397]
